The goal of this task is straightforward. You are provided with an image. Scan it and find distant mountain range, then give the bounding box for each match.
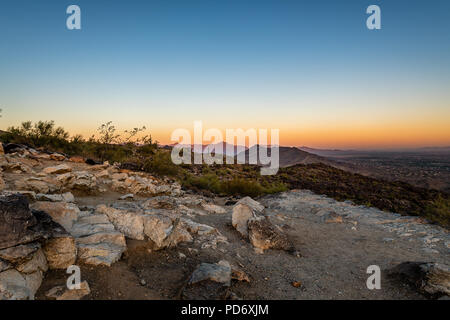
[299,146,450,155]
[235,145,333,168]
[167,142,247,156]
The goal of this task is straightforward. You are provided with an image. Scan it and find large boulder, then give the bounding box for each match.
[96,205,145,240]
[142,216,193,250]
[247,216,293,253]
[231,203,256,238]
[71,213,126,267]
[0,195,52,249]
[235,197,264,213]
[0,243,47,300]
[142,214,174,249]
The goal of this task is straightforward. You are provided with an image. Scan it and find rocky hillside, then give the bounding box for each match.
[0,144,448,300]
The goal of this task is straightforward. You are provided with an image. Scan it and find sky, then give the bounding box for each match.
[0,0,449,149]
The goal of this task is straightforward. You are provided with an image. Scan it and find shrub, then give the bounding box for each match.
[143,151,180,177]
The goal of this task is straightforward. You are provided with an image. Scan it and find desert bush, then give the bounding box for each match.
[143,151,180,177]
[424,195,450,227]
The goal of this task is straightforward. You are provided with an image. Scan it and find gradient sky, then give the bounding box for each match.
[0,0,449,149]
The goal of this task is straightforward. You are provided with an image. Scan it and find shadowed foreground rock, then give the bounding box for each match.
[0,195,65,250]
[0,194,72,299]
[181,261,232,300]
[389,262,450,297]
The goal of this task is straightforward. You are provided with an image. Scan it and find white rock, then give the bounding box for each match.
[96,205,145,240]
[232,203,256,238]
[235,197,264,213]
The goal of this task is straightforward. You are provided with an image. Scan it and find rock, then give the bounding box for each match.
[96,205,145,240]
[1,162,32,174]
[0,259,12,272]
[2,143,27,154]
[321,211,343,223]
[1,190,36,201]
[142,215,174,249]
[163,219,193,248]
[16,248,48,274]
[247,216,293,252]
[112,173,128,181]
[235,197,264,213]
[31,202,80,232]
[42,236,77,269]
[69,171,98,194]
[49,153,66,161]
[77,242,125,266]
[181,219,217,236]
[71,213,126,266]
[95,170,110,179]
[15,177,53,194]
[55,172,75,186]
[202,203,227,214]
[0,242,41,264]
[0,195,50,249]
[231,267,250,283]
[85,158,101,166]
[42,164,72,175]
[389,262,450,297]
[0,176,5,191]
[142,197,175,210]
[189,261,232,286]
[119,194,134,200]
[182,261,232,300]
[0,269,35,300]
[46,281,90,300]
[68,156,85,163]
[232,203,256,238]
[291,281,302,288]
[36,192,75,203]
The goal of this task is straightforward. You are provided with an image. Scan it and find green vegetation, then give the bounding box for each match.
[2,120,158,164]
[1,120,449,227]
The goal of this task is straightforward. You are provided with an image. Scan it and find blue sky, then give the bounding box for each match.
[0,0,449,148]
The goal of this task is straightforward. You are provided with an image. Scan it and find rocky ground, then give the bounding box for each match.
[0,144,448,300]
